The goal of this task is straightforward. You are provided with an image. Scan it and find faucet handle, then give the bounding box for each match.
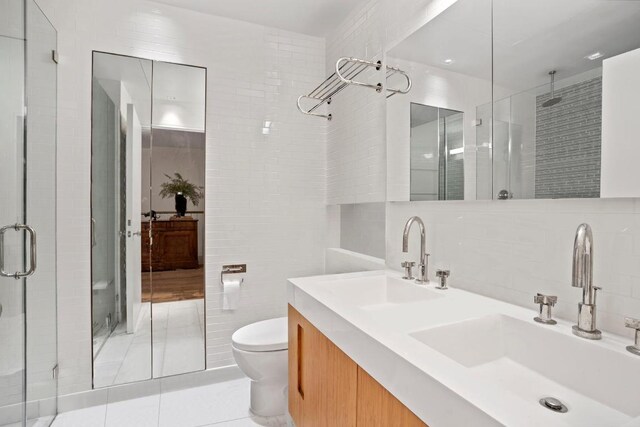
[533,294,557,306]
[534,293,557,325]
[436,269,450,278]
[625,317,640,356]
[435,269,450,290]
[625,317,640,329]
[401,261,415,280]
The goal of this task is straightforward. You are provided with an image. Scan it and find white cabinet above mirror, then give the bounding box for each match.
[386,0,640,201]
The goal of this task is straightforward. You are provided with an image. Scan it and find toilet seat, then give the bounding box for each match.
[232,317,288,352]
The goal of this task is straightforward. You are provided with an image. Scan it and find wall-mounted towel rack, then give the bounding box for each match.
[297,56,411,121]
[385,64,412,98]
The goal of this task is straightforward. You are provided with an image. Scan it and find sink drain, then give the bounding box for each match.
[539,397,568,413]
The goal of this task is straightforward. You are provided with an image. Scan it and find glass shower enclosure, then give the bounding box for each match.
[0,0,58,425]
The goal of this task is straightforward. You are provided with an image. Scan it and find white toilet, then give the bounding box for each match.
[231,317,288,417]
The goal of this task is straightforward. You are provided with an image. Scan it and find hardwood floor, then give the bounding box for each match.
[141,265,204,303]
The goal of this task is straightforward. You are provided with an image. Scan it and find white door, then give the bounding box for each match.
[126,104,142,333]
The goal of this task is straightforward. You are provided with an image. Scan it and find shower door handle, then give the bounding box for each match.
[0,224,37,279]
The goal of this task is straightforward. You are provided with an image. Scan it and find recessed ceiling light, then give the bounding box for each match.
[449,147,464,155]
[443,58,454,65]
[586,52,603,61]
[423,153,434,159]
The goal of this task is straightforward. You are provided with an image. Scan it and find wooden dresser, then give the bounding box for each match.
[142,218,199,271]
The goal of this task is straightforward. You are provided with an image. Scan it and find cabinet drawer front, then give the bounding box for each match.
[288,305,357,427]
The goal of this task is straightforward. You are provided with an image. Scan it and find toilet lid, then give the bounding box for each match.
[232,317,288,352]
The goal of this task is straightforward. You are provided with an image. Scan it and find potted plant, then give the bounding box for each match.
[159,173,204,217]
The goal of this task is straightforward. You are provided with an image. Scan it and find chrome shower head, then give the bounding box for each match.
[542,96,562,108]
[542,70,562,108]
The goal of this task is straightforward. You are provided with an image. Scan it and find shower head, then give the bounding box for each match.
[542,97,562,108]
[542,70,562,108]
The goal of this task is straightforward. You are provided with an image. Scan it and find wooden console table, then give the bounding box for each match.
[142,218,199,271]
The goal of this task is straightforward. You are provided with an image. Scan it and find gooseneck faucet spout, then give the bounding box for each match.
[571,223,602,340]
[402,216,429,284]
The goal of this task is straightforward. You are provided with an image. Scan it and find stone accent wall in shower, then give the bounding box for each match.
[535,77,602,199]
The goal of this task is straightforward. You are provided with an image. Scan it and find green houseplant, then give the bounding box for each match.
[159,173,204,217]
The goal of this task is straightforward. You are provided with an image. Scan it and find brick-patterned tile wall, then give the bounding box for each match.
[535,77,602,199]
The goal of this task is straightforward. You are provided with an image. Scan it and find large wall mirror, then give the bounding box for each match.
[387,0,640,201]
[386,0,492,202]
[91,51,206,387]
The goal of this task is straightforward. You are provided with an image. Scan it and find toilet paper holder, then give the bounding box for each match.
[220,264,246,286]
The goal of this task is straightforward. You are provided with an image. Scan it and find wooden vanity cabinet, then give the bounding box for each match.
[288,305,358,427]
[288,305,427,427]
[356,368,426,427]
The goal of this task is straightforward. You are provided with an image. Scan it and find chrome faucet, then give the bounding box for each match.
[402,216,429,284]
[571,223,602,340]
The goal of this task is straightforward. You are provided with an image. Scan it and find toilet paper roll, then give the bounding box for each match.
[222,279,242,311]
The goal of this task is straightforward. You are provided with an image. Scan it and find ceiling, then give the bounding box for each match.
[389,0,640,92]
[151,0,363,36]
[152,61,206,132]
[94,53,153,127]
[93,53,206,132]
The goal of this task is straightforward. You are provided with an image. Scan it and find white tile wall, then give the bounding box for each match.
[387,199,640,338]
[35,0,332,395]
[340,203,386,258]
[325,248,385,275]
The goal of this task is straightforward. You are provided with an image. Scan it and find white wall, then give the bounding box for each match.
[326,0,640,340]
[37,0,332,395]
[387,199,640,338]
[601,47,640,198]
[340,202,386,258]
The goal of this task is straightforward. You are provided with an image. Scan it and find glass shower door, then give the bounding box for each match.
[0,0,57,425]
[0,1,28,424]
[25,0,58,424]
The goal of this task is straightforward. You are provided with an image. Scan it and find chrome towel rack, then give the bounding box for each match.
[386,64,412,98]
[297,56,411,121]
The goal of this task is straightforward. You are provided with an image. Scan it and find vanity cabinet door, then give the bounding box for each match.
[357,367,427,427]
[288,305,357,427]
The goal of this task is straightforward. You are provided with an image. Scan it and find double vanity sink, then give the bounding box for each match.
[288,271,640,427]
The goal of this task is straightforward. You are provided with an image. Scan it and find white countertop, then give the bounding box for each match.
[287,270,640,427]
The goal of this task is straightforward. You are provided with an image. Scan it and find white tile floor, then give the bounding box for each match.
[94,300,205,388]
[51,377,288,427]
[3,415,55,427]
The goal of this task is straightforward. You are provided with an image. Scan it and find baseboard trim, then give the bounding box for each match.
[57,364,242,413]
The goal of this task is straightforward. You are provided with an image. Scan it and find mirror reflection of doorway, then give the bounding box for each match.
[91,52,206,387]
[410,103,464,201]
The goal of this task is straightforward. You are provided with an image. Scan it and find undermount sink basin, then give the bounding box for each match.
[411,314,640,426]
[322,274,443,310]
